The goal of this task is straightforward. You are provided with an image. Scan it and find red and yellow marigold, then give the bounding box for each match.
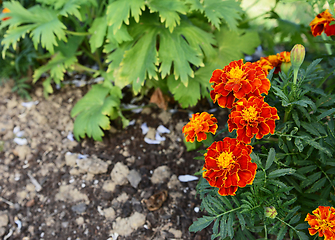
[182,112,218,143]
[310,9,335,37]
[202,137,257,196]
[210,59,270,109]
[257,51,291,74]
[305,206,335,240]
[227,96,279,144]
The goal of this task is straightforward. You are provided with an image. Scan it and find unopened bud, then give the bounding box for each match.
[290,44,305,70]
[264,206,277,219]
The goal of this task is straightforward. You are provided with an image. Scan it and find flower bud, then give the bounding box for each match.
[290,44,305,70]
[264,206,278,219]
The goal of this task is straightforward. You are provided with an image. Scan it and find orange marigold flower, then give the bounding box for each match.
[305,206,335,240]
[227,96,279,144]
[310,9,335,37]
[257,51,291,74]
[210,59,270,109]
[2,8,10,21]
[182,112,218,143]
[202,137,257,196]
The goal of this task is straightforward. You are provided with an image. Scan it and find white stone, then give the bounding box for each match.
[151,166,171,184]
[111,212,146,236]
[126,170,142,188]
[111,162,129,185]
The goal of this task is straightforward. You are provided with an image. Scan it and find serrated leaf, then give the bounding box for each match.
[301,122,321,137]
[316,94,335,108]
[305,139,332,157]
[88,16,108,53]
[159,26,204,85]
[297,106,311,122]
[115,27,158,93]
[292,111,300,127]
[189,216,215,232]
[215,28,260,66]
[268,168,296,179]
[201,0,242,31]
[227,212,234,238]
[317,108,335,121]
[236,211,246,230]
[71,85,121,141]
[306,177,327,193]
[147,0,187,32]
[106,0,145,34]
[58,0,82,20]
[272,86,290,105]
[301,172,321,188]
[265,148,275,170]
[277,225,287,240]
[33,53,77,84]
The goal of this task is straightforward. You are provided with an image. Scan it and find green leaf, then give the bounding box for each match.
[33,53,77,84]
[29,6,67,54]
[189,216,215,232]
[58,0,82,20]
[292,111,300,127]
[305,139,332,157]
[214,28,261,66]
[265,148,275,170]
[88,16,108,53]
[301,172,321,188]
[301,122,321,137]
[147,0,187,32]
[158,26,204,86]
[190,0,242,31]
[106,0,145,34]
[115,27,158,93]
[236,211,246,230]
[316,94,335,108]
[306,177,327,193]
[268,168,296,179]
[277,225,288,240]
[71,85,121,141]
[317,108,335,121]
[296,231,309,240]
[227,212,234,238]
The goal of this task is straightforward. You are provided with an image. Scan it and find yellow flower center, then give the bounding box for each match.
[217,151,235,169]
[242,106,258,121]
[227,67,245,84]
[317,218,335,230]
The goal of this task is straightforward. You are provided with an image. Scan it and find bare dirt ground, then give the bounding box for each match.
[0,81,228,240]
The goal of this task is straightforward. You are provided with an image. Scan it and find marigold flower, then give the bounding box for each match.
[202,137,257,196]
[227,96,279,144]
[257,51,291,74]
[2,8,10,21]
[182,112,218,143]
[305,206,335,240]
[210,59,270,109]
[310,9,335,37]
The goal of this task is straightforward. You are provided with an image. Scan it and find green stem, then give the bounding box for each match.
[264,224,268,240]
[64,30,90,36]
[275,217,295,231]
[217,206,243,218]
[73,63,98,73]
[321,33,332,55]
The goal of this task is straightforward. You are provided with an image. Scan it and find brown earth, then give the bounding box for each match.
[0,81,229,240]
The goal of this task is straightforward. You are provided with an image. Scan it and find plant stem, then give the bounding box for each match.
[321,33,332,55]
[64,30,90,36]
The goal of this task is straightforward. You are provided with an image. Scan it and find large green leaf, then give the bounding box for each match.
[71,84,121,141]
[88,16,108,53]
[186,0,242,31]
[147,0,187,32]
[115,27,158,93]
[158,27,204,86]
[106,0,145,34]
[215,28,261,66]
[1,2,67,55]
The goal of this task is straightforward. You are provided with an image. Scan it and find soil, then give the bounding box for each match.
[0,81,229,240]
